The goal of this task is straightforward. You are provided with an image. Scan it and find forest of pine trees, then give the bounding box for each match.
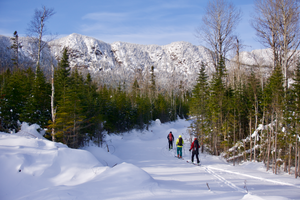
[188,56,300,177]
[1,44,300,177]
[0,48,189,148]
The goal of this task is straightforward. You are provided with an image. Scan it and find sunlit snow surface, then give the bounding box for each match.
[0,120,299,200]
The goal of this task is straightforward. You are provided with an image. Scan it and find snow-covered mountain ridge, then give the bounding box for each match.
[0,33,278,89]
[49,33,215,89]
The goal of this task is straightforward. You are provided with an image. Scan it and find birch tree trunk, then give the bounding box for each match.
[288,143,292,174]
[267,128,271,171]
[233,109,236,166]
[271,113,275,174]
[296,134,298,178]
[243,139,246,162]
[274,112,278,174]
[298,146,300,178]
[254,94,258,162]
[250,117,253,162]
[51,64,55,142]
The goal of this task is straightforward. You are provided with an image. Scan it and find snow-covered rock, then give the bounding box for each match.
[48,33,214,90]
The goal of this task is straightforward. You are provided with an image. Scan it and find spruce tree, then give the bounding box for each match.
[291,60,300,178]
[54,48,70,102]
[49,48,71,144]
[264,65,284,174]
[9,31,22,69]
[81,72,102,144]
[154,93,169,123]
[189,62,209,151]
[149,66,156,121]
[245,71,262,161]
[20,65,51,128]
[0,68,34,130]
[208,56,227,155]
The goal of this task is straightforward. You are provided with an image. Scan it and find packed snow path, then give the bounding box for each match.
[1,120,300,200]
[108,120,300,199]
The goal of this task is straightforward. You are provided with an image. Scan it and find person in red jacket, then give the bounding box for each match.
[189,137,200,164]
[167,131,174,150]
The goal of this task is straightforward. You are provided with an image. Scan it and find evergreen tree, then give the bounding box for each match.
[189,62,209,151]
[9,31,22,68]
[61,69,86,148]
[54,48,71,103]
[291,60,300,178]
[244,71,262,161]
[176,80,187,119]
[149,66,156,121]
[136,94,151,129]
[81,72,103,145]
[153,93,169,123]
[49,48,71,144]
[263,65,284,173]
[0,68,34,130]
[208,56,227,155]
[20,65,51,128]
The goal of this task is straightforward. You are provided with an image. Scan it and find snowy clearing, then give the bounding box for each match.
[0,119,299,200]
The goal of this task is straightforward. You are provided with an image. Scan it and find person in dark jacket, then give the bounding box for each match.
[167,131,174,150]
[189,137,200,164]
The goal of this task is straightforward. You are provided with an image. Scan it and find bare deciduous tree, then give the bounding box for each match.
[196,0,241,68]
[278,0,300,89]
[252,0,300,89]
[27,5,55,72]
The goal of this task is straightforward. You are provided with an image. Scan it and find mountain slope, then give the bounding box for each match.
[48,33,214,89]
[0,33,281,89]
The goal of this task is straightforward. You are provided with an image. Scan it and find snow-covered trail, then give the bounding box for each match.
[1,120,300,200]
[110,120,300,200]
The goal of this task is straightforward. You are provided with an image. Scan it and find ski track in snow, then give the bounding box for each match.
[205,166,300,189]
[180,152,300,195]
[202,166,248,193]
[2,120,300,199]
[176,153,248,194]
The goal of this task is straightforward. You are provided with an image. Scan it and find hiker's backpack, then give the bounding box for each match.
[193,139,199,151]
[178,137,183,146]
[169,133,173,141]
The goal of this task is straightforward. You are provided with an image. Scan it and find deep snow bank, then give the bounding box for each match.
[0,123,157,200]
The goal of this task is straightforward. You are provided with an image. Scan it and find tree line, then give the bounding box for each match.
[0,48,189,148]
[189,55,300,178]
[188,0,300,178]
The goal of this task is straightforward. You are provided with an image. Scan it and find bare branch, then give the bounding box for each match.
[27,5,55,71]
[196,0,241,67]
[252,0,300,89]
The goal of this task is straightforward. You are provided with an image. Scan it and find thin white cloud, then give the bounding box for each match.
[80,23,106,32]
[143,0,200,12]
[86,25,198,46]
[70,0,260,50]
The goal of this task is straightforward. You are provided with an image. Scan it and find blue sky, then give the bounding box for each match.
[0,0,263,51]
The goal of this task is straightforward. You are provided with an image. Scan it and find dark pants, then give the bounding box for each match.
[168,140,173,149]
[191,150,200,163]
